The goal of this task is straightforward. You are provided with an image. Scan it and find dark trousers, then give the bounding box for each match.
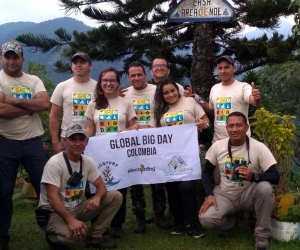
[165,180,197,226]
[0,136,48,245]
[111,188,127,228]
[130,185,146,219]
[150,183,166,215]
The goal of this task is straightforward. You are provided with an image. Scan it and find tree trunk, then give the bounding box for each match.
[191,23,216,98]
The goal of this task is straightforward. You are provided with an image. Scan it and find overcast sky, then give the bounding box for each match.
[0,0,295,28]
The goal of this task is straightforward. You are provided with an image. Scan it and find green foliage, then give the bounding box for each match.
[289,0,300,45]
[257,61,300,115]
[252,108,296,194]
[25,61,55,155]
[274,204,300,223]
[16,0,299,98]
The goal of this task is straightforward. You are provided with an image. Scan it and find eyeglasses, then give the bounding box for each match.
[101,79,117,83]
[152,64,168,69]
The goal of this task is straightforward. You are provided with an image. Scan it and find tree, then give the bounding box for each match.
[25,62,55,154]
[17,0,298,98]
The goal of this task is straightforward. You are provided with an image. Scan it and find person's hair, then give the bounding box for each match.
[95,67,120,110]
[153,78,180,127]
[127,62,146,75]
[151,56,169,69]
[226,111,248,124]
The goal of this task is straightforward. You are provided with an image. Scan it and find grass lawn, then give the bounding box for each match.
[9,185,300,250]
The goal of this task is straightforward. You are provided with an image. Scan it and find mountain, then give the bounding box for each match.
[0,17,125,85]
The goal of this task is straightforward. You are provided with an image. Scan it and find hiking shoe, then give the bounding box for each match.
[170,224,184,235]
[145,213,155,224]
[134,218,146,233]
[85,236,117,249]
[186,224,205,238]
[155,214,172,229]
[218,228,234,238]
[111,227,122,238]
[256,246,268,250]
[45,234,70,250]
[0,243,8,250]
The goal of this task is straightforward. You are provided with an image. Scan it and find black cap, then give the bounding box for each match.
[216,55,235,65]
[71,51,91,63]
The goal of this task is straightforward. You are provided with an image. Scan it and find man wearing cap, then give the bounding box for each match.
[0,41,50,250]
[186,55,261,143]
[38,124,122,250]
[49,51,97,154]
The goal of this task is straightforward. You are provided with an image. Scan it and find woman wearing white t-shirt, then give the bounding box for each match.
[149,78,209,238]
[85,67,137,238]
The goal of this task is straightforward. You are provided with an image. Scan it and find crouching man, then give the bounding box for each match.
[37,124,122,250]
[199,112,280,250]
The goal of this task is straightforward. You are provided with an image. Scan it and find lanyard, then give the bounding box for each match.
[227,136,251,165]
[63,152,83,175]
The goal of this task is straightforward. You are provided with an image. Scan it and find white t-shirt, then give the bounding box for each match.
[85,96,137,136]
[209,80,252,142]
[123,84,156,128]
[149,97,206,127]
[0,70,46,140]
[50,77,97,137]
[205,137,277,193]
[39,152,100,209]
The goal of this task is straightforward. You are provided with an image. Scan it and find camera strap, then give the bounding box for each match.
[227,135,251,165]
[63,152,82,176]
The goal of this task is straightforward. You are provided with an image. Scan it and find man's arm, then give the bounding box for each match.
[249,82,261,106]
[49,104,64,154]
[199,160,218,216]
[46,183,87,241]
[84,177,107,213]
[4,91,50,112]
[0,92,29,118]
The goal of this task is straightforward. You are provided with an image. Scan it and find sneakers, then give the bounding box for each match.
[256,246,268,250]
[45,234,70,250]
[145,213,155,224]
[218,228,234,238]
[186,224,205,238]
[85,236,117,249]
[154,214,172,229]
[170,224,184,235]
[134,218,146,233]
[111,227,122,238]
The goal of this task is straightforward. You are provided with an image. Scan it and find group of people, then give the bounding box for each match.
[0,41,279,250]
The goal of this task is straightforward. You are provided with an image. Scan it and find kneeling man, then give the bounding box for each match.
[38,124,122,249]
[199,112,280,250]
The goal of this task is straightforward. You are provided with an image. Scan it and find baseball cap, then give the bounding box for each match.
[1,41,23,57]
[216,55,235,65]
[65,124,87,138]
[71,51,91,63]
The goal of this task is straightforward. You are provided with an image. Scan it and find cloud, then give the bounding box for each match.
[0,0,98,27]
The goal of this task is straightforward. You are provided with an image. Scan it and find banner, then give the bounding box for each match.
[85,124,201,191]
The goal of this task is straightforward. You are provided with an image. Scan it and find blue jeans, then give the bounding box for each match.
[0,135,48,245]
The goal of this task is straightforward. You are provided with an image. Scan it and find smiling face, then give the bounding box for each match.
[226,115,249,146]
[162,83,180,105]
[127,66,147,90]
[100,71,119,97]
[63,133,88,161]
[150,58,170,82]
[216,60,236,85]
[71,57,92,77]
[1,51,24,77]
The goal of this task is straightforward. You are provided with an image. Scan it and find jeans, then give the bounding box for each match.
[0,135,48,245]
[165,180,197,226]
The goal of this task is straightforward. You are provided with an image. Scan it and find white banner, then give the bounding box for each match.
[85,124,201,191]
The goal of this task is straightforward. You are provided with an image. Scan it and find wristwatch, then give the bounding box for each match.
[254,173,260,182]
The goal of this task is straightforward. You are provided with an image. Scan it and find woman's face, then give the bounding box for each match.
[100,71,119,95]
[162,83,179,105]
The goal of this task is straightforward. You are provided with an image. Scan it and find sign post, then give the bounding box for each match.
[168,0,236,23]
